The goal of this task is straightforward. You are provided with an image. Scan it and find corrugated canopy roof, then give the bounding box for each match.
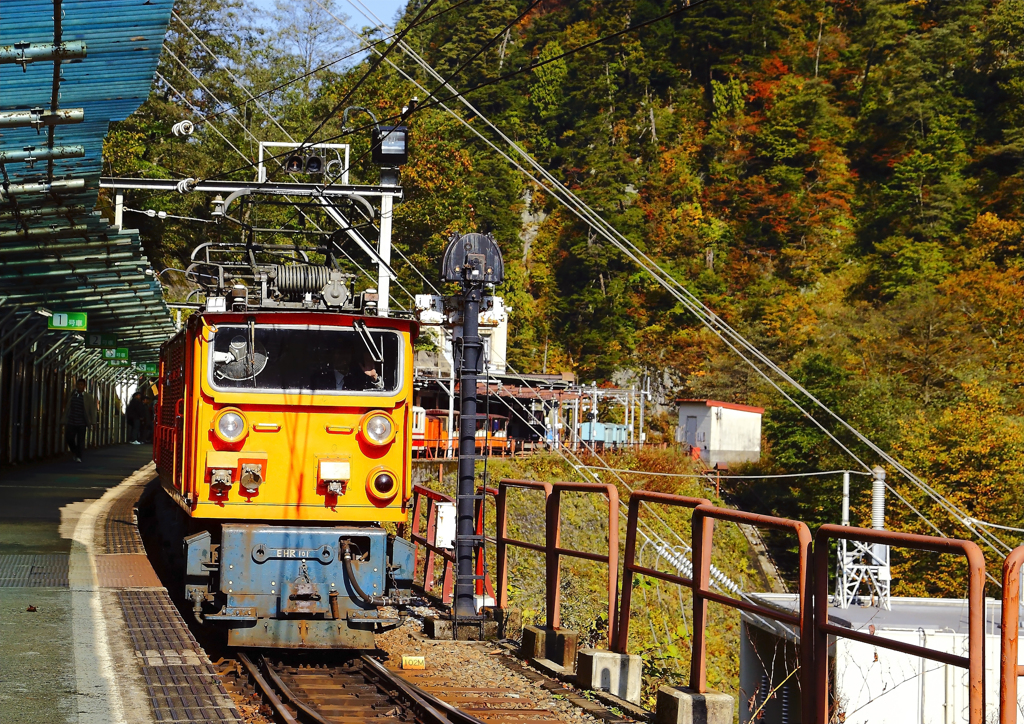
[0,0,175,363]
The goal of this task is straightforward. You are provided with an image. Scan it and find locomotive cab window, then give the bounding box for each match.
[208,325,402,394]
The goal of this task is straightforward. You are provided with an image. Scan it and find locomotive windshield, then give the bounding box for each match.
[208,325,402,394]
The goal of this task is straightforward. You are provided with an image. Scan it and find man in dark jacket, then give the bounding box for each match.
[126,392,145,445]
[63,379,97,462]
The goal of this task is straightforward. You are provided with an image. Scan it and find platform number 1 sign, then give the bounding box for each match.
[48,312,87,331]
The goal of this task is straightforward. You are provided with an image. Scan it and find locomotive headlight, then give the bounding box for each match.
[366,466,398,501]
[359,411,395,446]
[213,408,248,443]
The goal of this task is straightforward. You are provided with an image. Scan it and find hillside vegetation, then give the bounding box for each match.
[107,0,1024,590]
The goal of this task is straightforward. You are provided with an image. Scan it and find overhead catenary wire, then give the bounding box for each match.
[158,0,478,144]
[157,45,420,311]
[185,0,721,188]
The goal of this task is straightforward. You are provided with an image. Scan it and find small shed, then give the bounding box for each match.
[675,399,763,465]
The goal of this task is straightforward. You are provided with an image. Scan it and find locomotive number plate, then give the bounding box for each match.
[251,543,335,563]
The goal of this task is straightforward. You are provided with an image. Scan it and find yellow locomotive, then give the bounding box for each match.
[154,243,417,648]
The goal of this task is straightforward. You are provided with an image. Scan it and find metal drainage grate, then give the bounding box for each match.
[0,554,70,587]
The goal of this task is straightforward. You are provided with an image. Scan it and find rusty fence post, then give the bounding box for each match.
[615,493,812,718]
[1001,546,1024,724]
[474,486,498,599]
[495,479,553,616]
[497,479,619,649]
[814,525,987,724]
[496,484,510,608]
[546,487,562,630]
[615,491,710,655]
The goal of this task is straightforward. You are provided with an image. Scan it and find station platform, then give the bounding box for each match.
[0,445,239,724]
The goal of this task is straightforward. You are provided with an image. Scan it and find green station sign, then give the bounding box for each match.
[48,312,87,331]
[106,359,130,367]
[85,332,117,348]
[132,362,159,375]
[101,347,130,361]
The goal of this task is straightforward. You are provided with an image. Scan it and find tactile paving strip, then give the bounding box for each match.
[0,554,70,587]
[118,589,241,723]
[102,481,147,554]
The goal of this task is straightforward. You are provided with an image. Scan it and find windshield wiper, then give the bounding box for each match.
[354,319,383,363]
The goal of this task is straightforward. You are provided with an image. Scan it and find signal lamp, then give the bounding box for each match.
[213,408,248,443]
[365,466,398,501]
[304,155,323,174]
[359,411,395,446]
[284,155,304,173]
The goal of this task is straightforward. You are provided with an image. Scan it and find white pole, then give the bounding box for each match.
[841,471,850,526]
[114,193,123,229]
[638,377,645,447]
[377,191,394,316]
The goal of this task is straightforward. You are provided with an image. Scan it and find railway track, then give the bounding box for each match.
[220,652,488,724]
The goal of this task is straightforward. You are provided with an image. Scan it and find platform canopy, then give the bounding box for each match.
[0,0,176,363]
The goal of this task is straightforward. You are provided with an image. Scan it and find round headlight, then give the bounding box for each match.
[360,412,395,446]
[214,410,247,442]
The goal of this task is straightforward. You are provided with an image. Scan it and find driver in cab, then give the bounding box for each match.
[310,348,382,391]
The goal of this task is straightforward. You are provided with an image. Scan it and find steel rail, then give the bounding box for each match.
[236,652,300,724]
[258,656,332,724]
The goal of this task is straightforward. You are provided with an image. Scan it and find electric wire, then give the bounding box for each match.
[158,0,478,143]
[579,466,872,480]
[185,0,720,187]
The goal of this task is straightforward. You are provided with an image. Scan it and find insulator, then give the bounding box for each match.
[176,177,196,194]
[273,265,332,293]
[171,120,194,137]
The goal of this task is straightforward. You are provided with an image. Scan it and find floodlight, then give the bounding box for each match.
[371,126,408,166]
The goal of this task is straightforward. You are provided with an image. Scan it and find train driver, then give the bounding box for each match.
[343,349,383,391]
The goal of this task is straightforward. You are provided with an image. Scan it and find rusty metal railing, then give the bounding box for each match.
[405,483,495,606]
[813,525,987,724]
[496,478,619,649]
[407,484,455,602]
[616,493,813,721]
[1001,546,1024,724]
[616,490,710,656]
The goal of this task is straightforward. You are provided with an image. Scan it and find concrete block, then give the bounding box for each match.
[655,685,734,724]
[497,607,522,639]
[576,648,643,704]
[520,625,579,671]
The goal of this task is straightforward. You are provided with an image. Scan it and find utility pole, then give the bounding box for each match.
[442,232,504,623]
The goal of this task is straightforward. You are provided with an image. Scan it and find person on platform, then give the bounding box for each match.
[63,379,96,463]
[126,392,145,445]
